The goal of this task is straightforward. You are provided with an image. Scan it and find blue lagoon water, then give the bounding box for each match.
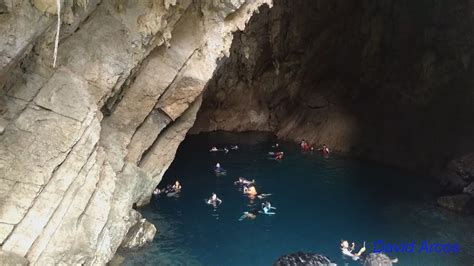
[122,132,474,266]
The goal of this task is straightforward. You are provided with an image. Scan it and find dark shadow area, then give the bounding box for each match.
[192,0,474,174]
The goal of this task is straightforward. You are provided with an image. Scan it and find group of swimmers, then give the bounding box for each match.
[268,143,284,160]
[153,180,182,197]
[234,176,276,221]
[205,144,278,220]
[205,162,275,221]
[300,140,330,155]
[209,145,239,154]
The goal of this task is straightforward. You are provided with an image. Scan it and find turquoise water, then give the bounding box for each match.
[122,132,474,266]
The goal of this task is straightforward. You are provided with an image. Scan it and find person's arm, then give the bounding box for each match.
[217,198,222,204]
[356,242,366,256]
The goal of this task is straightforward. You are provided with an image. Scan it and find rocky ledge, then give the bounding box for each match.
[273,252,397,266]
[437,153,474,214]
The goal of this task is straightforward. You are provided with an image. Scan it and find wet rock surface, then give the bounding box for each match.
[363,253,398,266]
[437,194,474,214]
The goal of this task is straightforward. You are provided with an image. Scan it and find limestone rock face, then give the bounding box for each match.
[0,0,271,264]
[0,250,28,266]
[192,0,474,173]
[120,210,157,250]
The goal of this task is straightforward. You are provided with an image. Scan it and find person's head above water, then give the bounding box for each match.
[341,240,349,249]
[216,163,220,168]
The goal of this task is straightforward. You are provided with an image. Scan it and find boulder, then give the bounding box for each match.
[463,182,474,197]
[364,253,398,266]
[440,153,474,194]
[120,211,157,249]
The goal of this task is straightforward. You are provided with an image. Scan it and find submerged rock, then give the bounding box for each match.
[273,252,335,266]
[437,194,474,214]
[363,253,398,266]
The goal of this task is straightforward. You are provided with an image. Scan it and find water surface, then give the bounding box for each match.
[122,132,474,266]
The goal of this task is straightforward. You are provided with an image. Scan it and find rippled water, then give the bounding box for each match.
[122,132,474,266]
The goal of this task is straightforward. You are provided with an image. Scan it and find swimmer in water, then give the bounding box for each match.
[243,185,258,197]
[274,151,284,160]
[272,143,280,148]
[206,193,222,206]
[340,240,366,261]
[234,177,255,186]
[210,146,218,152]
[260,201,276,215]
[215,163,226,175]
[320,144,330,154]
[300,140,306,149]
[257,193,272,199]
[231,145,239,150]
[172,180,181,192]
[224,147,229,153]
[238,208,260,221]
[243,185,272,199]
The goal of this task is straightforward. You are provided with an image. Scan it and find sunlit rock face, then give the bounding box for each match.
[0,0,271,264]
[193,0,474,172]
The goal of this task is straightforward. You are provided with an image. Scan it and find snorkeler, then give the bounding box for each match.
[340,240,366,261]
[210,146,218,152]
[260,201,276,215]
[206,193,222,206]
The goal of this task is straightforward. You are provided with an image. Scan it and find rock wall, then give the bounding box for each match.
[0,0,271,264]
[193,0,474,173]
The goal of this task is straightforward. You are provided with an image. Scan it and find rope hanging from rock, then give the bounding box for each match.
[53,0,61,68]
